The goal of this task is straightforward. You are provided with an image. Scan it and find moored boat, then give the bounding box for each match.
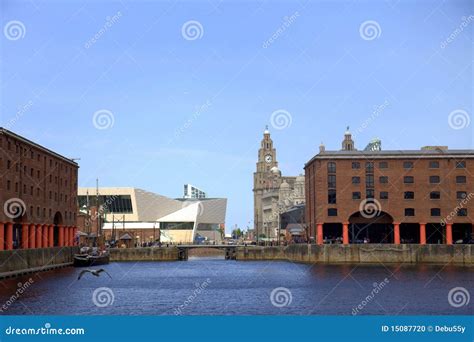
[73,252,110,267]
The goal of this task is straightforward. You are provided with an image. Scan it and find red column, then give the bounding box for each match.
[394,222,400,245]
[342,222,349,245]
[6,222,13,250]
[63,226,68,246]
[29,224,36,249]
[420,223,426,245]
[73,227,77,246]
[66,227,71,246]
[59,225,64,247]
[36,224,42,248]
[49,225,54,247]
[42,224,48,248]
[0,222,4,251]
[69,226,73,246]
[446,224,453,245]
[316,223,323,245]
[21,223,29,249]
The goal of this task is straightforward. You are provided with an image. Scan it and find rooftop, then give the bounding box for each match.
[0,127,79,166]
[306,149,474,166]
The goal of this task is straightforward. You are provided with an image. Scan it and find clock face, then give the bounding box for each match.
[265,154,273,164]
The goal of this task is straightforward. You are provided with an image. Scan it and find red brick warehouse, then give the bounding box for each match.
[0,128,79,250]
[305,129,474,245]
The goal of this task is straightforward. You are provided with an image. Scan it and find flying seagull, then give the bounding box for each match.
[77,269,112,280]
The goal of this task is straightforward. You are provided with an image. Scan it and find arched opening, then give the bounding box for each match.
[13,214,27,250]
[348,211,394,243]
[400,223,420,244]
[323,223,342,244]
[453,223,473,244]
[53,212,63,247]
[426,223,443,244]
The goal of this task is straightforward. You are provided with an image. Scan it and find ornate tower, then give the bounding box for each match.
[342,126,355,151]
[253,126,279,238]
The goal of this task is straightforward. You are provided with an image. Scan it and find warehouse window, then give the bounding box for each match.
[328,189,337,204]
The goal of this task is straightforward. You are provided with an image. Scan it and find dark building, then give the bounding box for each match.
[305,129,473,245]
[0,128,79,250]
[280,204,306,243]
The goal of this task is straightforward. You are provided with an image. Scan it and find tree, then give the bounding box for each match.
[231,228,243,239]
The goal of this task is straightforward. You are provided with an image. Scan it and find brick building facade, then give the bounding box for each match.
[305,130,473,245]
[0,128,79,250]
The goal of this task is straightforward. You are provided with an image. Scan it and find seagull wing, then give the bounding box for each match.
[77,269,92,280]
[97,269,112,279]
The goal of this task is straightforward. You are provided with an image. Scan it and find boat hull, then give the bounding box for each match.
[73,254,110,267]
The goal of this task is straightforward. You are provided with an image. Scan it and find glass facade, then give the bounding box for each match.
[196,223,220,231]
[78,195,133,213]
[161,222,194,230]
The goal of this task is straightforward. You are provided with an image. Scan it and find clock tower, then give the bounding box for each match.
[253,126,279,238]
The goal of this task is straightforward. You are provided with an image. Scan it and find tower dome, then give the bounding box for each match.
[270,166,280,175]
[280,180,290,189]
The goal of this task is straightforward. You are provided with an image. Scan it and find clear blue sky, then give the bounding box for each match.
[1,0,472,231]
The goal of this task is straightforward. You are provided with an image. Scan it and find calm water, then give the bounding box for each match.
[0,258,472,315]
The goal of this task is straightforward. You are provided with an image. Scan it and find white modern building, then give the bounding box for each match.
[183,184,207,199]
[78,187,226,244]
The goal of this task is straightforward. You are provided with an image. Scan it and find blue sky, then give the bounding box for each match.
[1,0,472,231]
